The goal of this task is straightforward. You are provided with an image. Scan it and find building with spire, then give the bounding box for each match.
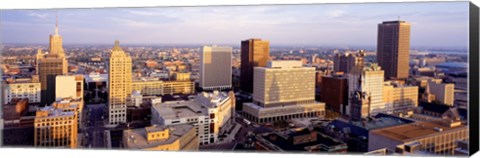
[36,13,68,105]
[108,40,132,125]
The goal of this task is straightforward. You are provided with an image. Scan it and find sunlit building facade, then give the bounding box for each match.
[377,20,411,80]
[199,46,232,91]
[426,79,455,106]
[34,105,78,148]
[243,60,325,123]
[55,75,84,101]
[108,40,132,125]
[348,63,384,120]
[151,91,236,145]
[2,75,41,104]
[123,124,199,151]
[36,17,68,105]
[132,77,195,96]
[383,81,419,116]
[240,38,270,93]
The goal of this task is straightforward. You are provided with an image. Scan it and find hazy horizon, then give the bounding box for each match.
[1,2,470,49]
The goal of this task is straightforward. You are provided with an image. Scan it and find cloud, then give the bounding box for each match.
[123,9,163,16]
[326,9,346,18]
[27,12,48,19]
[109,17,156,28]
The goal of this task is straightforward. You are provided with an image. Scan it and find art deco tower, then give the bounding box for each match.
[376,20,411,80]
[36,14,68,105]
[240,38,270,93]
[108,40,132,125]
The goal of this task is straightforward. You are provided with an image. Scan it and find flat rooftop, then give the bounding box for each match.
[84,73,108,82]
[154,91,231,119]
[371,120,466,142]
[266,60,303,68]
[259,130,346,151]
[36,106,76,118]
[327,114,413,139]
[124,124,193,149]
[5,78,39,84]
[132,77,163,82]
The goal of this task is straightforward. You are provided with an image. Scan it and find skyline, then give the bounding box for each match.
[1,2,469,49]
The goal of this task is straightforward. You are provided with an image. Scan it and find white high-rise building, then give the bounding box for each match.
[55,75,84,101]
[108,40,132,125]
[242,60,326,123]
[348,63,384,120]
[253,60,316,107]
[199,46,232,91]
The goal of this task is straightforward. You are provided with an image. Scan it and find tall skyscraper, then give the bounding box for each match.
[108,40,132,125]
[348,63,384,120]
[36,15,68,105]
[199,46,232,91]
[333,50,365,74]
[376,20,411,80]
[240,38,270,93]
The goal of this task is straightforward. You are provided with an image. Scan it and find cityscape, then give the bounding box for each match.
[0,2,471,156]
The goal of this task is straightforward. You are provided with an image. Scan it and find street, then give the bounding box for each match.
[83,104,108,148]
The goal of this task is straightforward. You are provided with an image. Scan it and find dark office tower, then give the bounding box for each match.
[240,38,270,93]
[321,74,348,114]
[333,50,365,74]
[36,14,68,105]
[376,20,411,80]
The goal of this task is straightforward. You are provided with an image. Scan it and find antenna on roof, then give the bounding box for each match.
[397,16,400,21]
[54,10,59,35]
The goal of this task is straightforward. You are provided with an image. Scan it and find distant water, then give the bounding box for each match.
[427,50,468,54]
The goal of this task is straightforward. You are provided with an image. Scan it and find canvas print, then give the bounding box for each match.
[0,1,477,156]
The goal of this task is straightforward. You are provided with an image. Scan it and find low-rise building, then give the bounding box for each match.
[2,75,41,104]
[243,102,325,124]
[425,79,454,106]
[318,113,414,152]
[123,124,198,151]
[151,91,235,145]
[254,127,347,152]
[321,74,348,114]
[383,81,419,117]
[52,98,84,128]
[2,98,29,127]
[132,77,194,96]
[34,105,78,148]
[369,120,468,155]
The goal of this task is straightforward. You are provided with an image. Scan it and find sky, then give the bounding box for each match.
[0,2,470,48]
